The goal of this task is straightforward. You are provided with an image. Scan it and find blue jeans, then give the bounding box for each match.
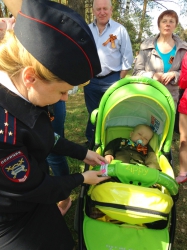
[84,72,120,142]
[47,101,69,176]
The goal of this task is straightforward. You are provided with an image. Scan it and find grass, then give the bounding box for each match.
[64,88,87,245]
[63,88,187,250]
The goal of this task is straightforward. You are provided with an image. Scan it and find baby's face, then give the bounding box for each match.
[130,127,153,146]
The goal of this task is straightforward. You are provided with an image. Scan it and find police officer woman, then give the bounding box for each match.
[0,0,109,249]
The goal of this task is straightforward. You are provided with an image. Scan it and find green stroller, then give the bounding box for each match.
[77,76,179,250]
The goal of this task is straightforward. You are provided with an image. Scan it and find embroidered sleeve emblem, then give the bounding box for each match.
[0,151,30,182]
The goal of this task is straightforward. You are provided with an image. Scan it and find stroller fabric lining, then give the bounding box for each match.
[83,215,169,250]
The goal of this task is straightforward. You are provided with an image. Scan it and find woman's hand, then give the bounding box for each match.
[0,17,16,40]
[83,149,108,166]
[0,17,16,30]
[153,72,163,82]
[153,71,175,85]
[160,72,175,85]
[82,170,110,185]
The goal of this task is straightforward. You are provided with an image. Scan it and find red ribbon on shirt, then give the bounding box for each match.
[136,144,148,155]
[103,34,117,48]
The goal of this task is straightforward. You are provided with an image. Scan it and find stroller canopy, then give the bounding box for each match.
[92,76,176,154]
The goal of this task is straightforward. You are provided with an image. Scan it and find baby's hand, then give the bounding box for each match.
[104,155,114,163]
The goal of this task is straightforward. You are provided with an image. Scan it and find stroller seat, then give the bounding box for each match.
[105,126,159,153]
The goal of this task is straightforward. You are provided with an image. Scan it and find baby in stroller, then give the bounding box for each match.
[90,124,161,219]
[104,124,160,170]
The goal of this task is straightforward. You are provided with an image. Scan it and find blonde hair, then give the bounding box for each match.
[0,30,62,82]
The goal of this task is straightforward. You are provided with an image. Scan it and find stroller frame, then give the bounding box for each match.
[77,76,178,250]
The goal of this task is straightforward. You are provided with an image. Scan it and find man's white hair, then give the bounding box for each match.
[93,0,112,9]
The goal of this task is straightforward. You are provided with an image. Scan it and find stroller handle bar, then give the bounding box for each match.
[93,160,179,198]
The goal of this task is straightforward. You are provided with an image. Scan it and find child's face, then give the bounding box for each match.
[130,126,153,146]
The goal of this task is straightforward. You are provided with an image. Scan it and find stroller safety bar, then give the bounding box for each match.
[93,161,179,197]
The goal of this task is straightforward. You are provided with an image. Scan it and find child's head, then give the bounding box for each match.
[130,124,153,146]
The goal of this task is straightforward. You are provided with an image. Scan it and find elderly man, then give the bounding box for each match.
[84,0,133,145]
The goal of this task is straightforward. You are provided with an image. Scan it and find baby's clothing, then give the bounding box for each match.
[104,138,160,170]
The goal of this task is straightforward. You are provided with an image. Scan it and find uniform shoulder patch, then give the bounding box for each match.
[0,151,30,182]
[0,107,16,144]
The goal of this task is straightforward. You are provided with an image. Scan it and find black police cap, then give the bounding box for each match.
[14,0,101,86]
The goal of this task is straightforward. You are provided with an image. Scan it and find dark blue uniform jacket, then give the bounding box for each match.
[0,85,86,214]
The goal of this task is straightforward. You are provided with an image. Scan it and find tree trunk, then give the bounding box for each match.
[85,0,93,23]
[68,0,85,18]
[137,0,148,43]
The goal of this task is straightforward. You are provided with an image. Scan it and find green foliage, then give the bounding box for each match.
[111,0,126,21]
[111,6,153,55]
[175,24,187,42]
[118,17,139,54]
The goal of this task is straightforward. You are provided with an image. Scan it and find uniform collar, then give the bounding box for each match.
[0,85,47,128]
[0,71,28,101]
